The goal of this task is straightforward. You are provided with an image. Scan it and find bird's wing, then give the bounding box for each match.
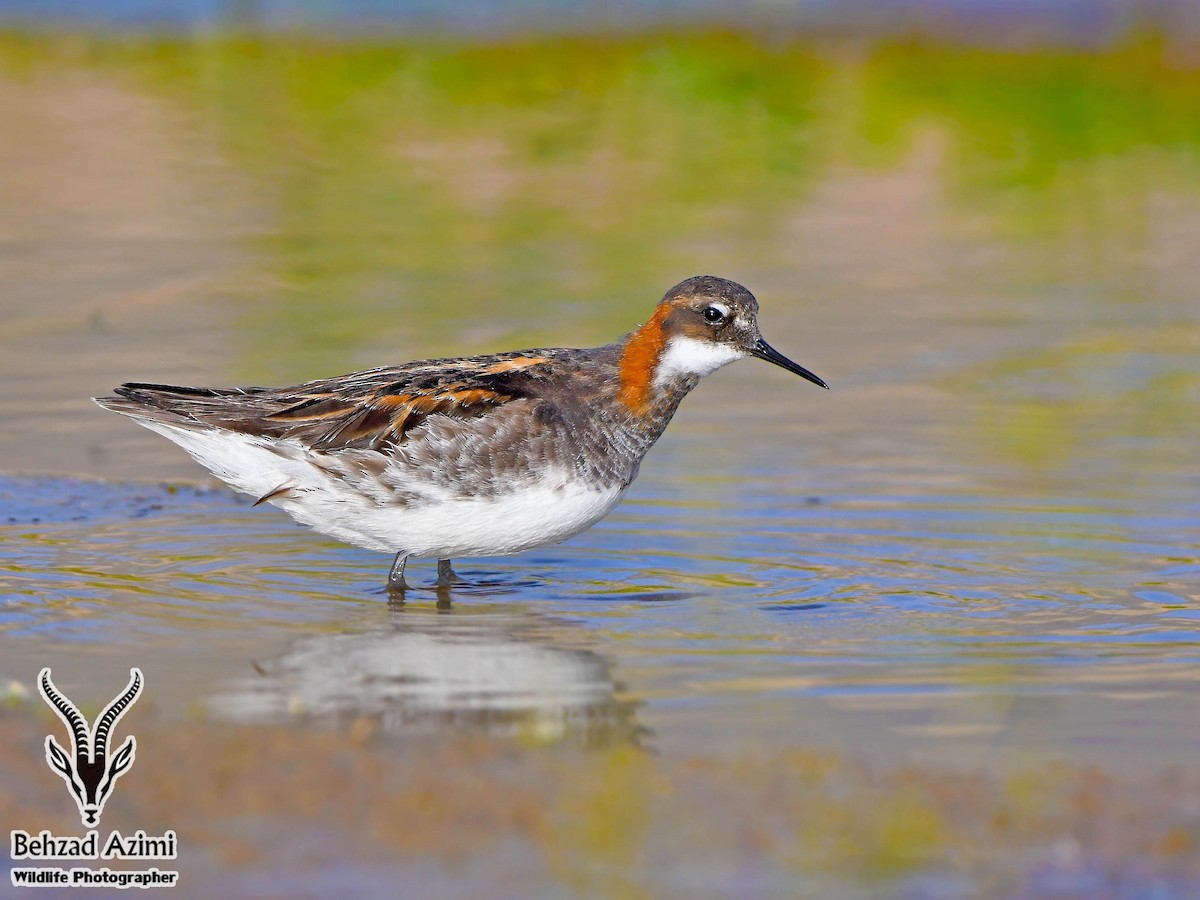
[101,352,558,453]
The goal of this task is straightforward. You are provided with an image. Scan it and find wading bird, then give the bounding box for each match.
[97,276,827,594]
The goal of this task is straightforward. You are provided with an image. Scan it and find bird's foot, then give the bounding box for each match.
[436,558,467,587]
[386,553,410,602]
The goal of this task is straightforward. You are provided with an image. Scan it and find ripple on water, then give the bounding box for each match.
[1,474,1199,769]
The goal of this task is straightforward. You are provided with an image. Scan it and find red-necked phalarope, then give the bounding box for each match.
[96,275,828,594]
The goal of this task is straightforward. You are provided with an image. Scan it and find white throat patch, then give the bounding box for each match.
[653,335,745,386]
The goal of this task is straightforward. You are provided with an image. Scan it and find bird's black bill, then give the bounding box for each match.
[751,339,829,389]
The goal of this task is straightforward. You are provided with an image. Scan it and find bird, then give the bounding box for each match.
[95,275,827,595]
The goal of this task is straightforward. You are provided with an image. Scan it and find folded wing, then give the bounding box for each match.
[96,352,556,454]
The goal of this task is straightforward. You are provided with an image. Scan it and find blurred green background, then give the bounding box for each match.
[5,26,1199,383]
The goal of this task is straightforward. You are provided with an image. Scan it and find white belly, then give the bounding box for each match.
[278,476,626,558]
[136,420,627,558]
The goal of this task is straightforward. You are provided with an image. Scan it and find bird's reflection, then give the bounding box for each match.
[209,596,643,747]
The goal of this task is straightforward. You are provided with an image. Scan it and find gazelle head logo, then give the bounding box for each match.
[38,667,143,827]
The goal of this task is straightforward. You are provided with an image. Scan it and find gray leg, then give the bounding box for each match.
[387,553,409,594]
[436,558,465,586]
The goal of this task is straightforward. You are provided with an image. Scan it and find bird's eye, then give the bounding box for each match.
[703,306,727,325]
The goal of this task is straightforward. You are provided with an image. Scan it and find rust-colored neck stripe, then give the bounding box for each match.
[618,305,670,415]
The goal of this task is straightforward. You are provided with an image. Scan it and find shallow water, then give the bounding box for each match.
[2,31,1200,894]
[4,469,1198,772]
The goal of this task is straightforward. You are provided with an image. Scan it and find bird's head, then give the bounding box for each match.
[618,275,827,414]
